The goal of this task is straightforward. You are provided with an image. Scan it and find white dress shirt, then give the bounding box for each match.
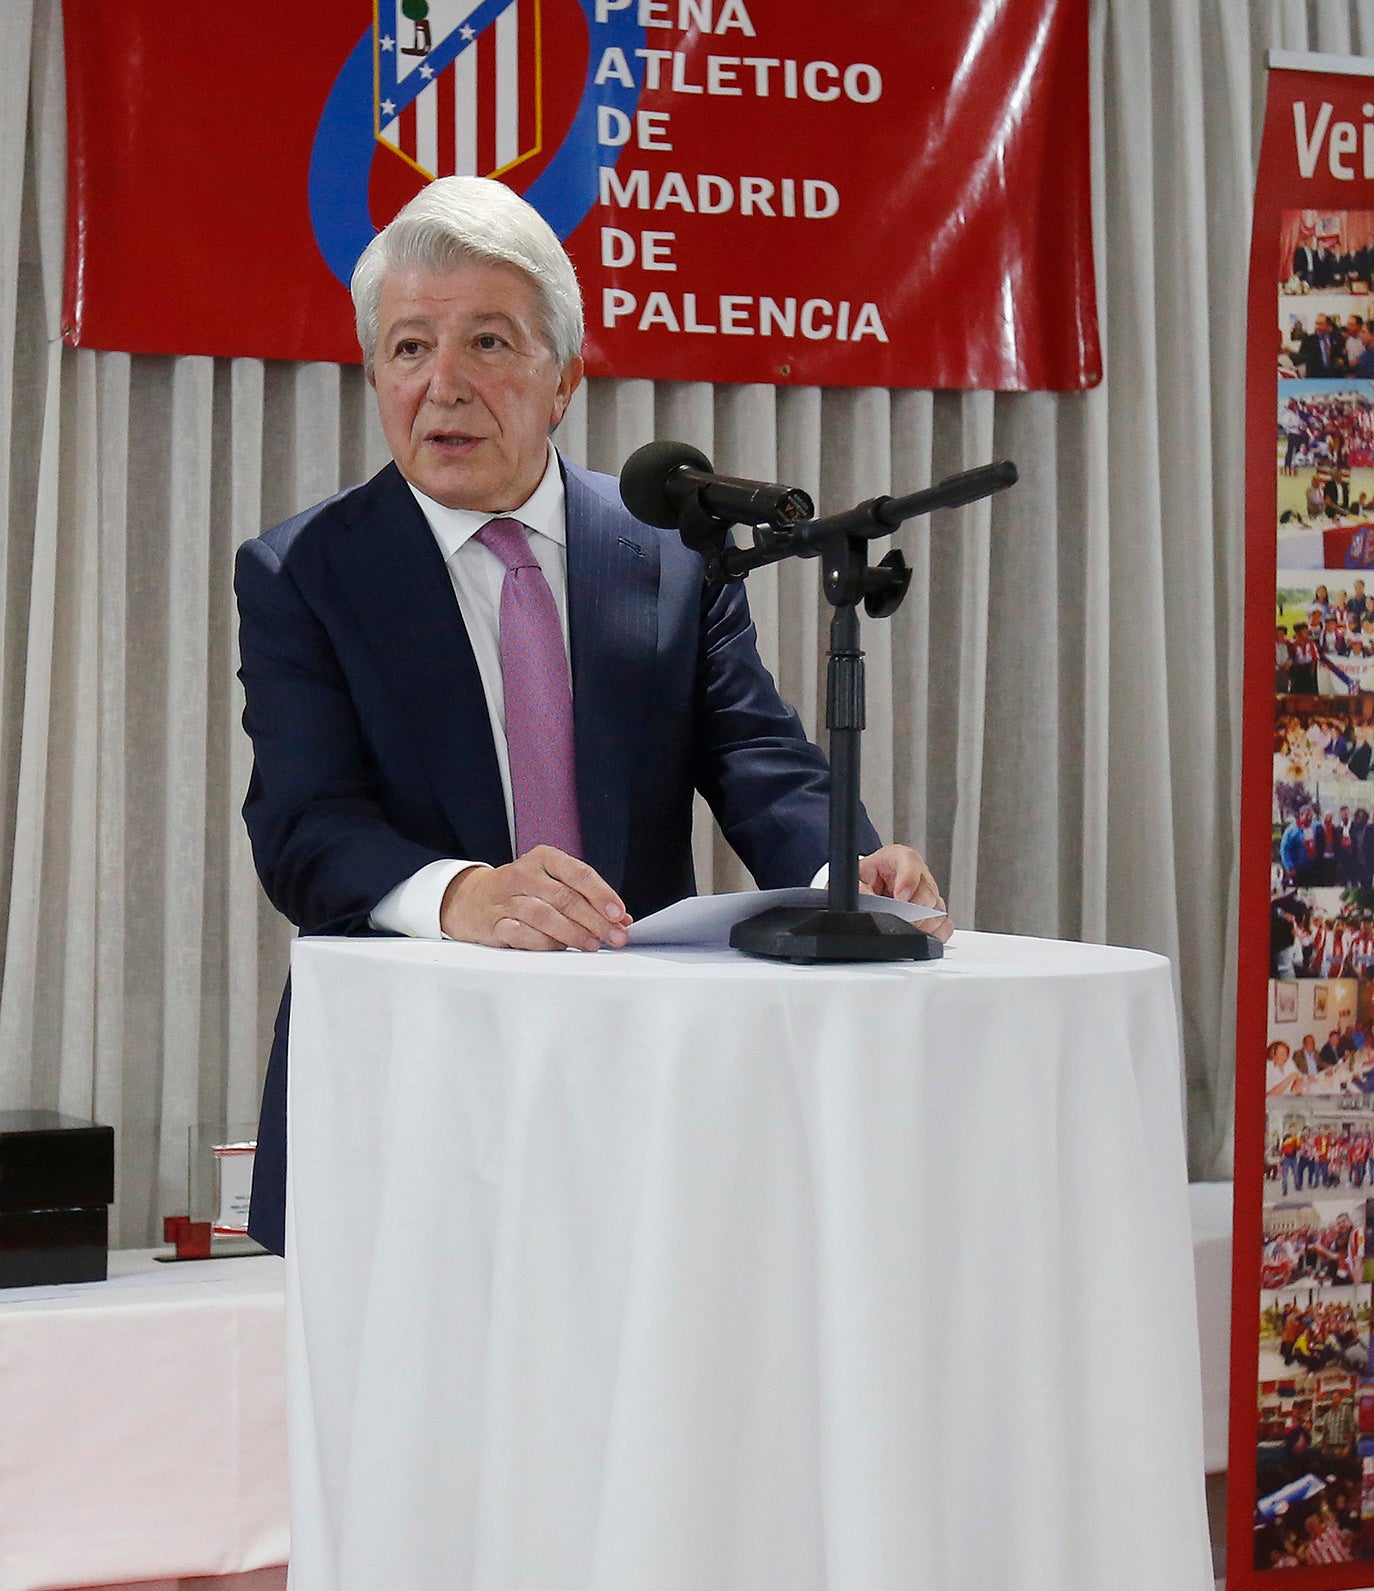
[369,444,569,939]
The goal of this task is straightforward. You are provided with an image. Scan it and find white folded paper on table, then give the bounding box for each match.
[626,886,942,949]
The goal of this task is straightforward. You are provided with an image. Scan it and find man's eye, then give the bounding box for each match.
[395,339,424,357]
[475,333,507,351]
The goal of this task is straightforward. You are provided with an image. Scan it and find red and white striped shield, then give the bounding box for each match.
[375,0,542,182]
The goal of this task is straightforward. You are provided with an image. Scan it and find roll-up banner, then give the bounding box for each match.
[1236,49,1374,1588]
[61,0,1098,390]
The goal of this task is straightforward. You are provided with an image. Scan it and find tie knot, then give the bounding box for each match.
[476,517,539,572]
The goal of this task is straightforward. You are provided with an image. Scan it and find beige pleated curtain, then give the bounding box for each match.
[0,0,1346,1246]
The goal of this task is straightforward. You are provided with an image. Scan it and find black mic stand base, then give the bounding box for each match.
[729,905,944,964]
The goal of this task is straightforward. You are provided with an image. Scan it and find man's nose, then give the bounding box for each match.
[426,346,473,405]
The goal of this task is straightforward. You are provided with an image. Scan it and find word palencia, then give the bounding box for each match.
[602,289,889,341]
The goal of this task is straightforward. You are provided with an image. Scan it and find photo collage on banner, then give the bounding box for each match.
[1262,208,1374,1571]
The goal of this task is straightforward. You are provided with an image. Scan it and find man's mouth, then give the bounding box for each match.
[425,431,484,453]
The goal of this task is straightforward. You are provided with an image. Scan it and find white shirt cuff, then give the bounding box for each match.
[369,858,491,939]
[810,862,829,888]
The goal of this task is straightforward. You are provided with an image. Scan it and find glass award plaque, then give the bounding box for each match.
[210,1137,255,1236]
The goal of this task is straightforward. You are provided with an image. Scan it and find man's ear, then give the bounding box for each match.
[551,356,584,430]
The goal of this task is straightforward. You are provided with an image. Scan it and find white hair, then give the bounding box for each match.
[351,177,584,372]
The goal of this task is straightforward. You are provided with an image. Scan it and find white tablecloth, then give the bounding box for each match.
[1187,1181,1234,1474]
[286,931,1213,1591]
[0,1250,288,1591]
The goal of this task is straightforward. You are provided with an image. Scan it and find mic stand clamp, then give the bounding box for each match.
[677,494,746,584]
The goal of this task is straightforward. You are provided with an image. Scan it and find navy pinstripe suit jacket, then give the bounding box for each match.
[235,453,873,1253]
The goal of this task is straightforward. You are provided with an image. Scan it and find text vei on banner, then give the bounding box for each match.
[62,0,1098,390]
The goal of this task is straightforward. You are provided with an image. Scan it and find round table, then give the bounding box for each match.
[284,930,1212,1590]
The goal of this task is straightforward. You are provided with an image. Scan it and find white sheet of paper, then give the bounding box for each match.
[626,887,942,949]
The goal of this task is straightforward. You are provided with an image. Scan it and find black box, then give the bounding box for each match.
[0,1111,114,1287]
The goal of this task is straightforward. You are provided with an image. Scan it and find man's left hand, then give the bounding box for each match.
[858,845,953,943]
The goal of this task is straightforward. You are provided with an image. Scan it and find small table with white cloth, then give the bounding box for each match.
[285,931,1213,1591]
[0,1250,288,1591]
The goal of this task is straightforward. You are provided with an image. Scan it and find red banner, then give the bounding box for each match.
[62,0,1098,390]
[1236,53,1374,1588]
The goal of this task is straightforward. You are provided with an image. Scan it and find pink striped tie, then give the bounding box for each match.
[475,518,583,859]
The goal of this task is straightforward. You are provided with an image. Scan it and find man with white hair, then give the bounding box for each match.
[236,177,949,1253]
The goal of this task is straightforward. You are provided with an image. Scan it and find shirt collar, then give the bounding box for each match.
[404,442,566,561]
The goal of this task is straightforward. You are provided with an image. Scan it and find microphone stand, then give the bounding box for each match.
[678,460,1018,964]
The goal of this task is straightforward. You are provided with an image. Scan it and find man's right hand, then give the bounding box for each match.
[440,848,632,952]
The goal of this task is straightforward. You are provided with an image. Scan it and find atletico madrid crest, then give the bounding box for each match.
[374,0,542,182]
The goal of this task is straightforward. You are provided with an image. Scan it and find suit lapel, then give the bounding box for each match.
[325,465,513,865]
[564,461,660,892]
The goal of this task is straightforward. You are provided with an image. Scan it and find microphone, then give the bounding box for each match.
[620,440,815,530]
